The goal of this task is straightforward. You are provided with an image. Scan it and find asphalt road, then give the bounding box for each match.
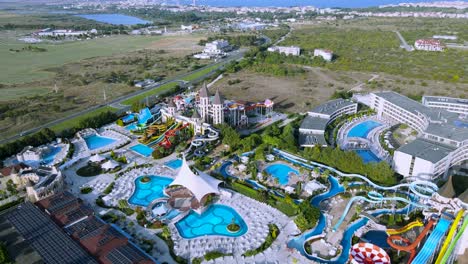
[0,50,245,145]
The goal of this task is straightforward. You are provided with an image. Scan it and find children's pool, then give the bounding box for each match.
[165,159,182,170]
[84,135,116,150]
[347,120,382,138]
[128,176,173,207]
[130,144,154,157]
[175,204,248,239]
[41,146,62,164]
[265,163,299,185]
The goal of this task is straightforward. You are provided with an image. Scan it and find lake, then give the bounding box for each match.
[76,14,151,25]
[184,0,457,8]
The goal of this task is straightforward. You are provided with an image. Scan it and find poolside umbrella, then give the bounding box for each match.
[89,154,105,163]
[101,160,119,170]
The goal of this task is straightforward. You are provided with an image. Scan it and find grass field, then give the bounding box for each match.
[282,18,468,83]
[0,34,199,84]
[181,64,220,82]
[0,86,50,101]
[121,82,178,105]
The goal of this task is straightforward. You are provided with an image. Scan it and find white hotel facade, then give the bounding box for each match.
[370,92,468,180]
[422,96,468,116]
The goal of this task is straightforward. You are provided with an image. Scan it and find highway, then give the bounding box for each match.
[0,50,244,145]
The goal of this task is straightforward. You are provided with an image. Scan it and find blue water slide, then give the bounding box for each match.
[412,217,452,264]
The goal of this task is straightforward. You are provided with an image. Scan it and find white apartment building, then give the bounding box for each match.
[414,39,445,51]
[369,91,468,180]
[299,99,358,147]
[422,96,468,116]
[313,49,334,61]
[203,40,230,55]
[267,46,301,56]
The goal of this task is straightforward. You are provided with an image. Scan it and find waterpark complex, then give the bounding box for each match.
[2,85,468,264]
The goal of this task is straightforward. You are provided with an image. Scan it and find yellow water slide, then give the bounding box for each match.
[434,209,466,264]
[386,220,424,235]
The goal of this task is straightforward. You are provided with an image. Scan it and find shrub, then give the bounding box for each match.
[80,187,93,194]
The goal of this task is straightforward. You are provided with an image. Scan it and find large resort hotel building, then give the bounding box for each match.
[370,92,468,179]
[299,99,358,147]
[422,95,468,116]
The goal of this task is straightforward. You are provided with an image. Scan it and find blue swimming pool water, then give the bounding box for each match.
[175,204,247,239]
[84,135,116,150]
[41,146,62,164]
[76,14,151,25]
[125,123,138,131]
[165,159,182,170]
[122,114,135,123]
[354,150,381,163]
[265,163,299,185]
[128,176,173,207]
[362,230,390,248]
[348,120,382,138]
[130,144,154,157]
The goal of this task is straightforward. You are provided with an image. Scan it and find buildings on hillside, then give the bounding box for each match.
[313,49,334,61]
[267,46,301,56]
[414,39,445,51]
[299,99,358,147]
[370,91,468,179]
[422,96,468,115]
[35,28,97,37]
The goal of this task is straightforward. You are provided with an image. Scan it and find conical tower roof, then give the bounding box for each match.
[168,99,176,108]
[213,89,223,105]
[438,175,455,198]
[199,82,209,98]
[192,109,201,119]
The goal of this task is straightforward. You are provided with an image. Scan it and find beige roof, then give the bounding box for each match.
[169,157,222,201]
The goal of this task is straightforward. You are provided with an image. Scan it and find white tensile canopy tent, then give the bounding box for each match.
[89,154,105,163]
[169,157,222,202]
[101,160,119,170]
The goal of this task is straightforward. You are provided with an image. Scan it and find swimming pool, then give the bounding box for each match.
[361,230,390,248]
[355,150,381,163]
[348,120,382,138]
[130,144,154,157]
[84,135,116,150]
[265,163,299,185]
[175,204,247,239]
[41,146,62,164]
[128,176,173,207]
[165,159,182,170]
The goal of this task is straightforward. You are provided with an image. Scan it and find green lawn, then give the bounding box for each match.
[50,106,116,133]
[121,82,178,105]
[0,35,165,84]
[182,64,220,82]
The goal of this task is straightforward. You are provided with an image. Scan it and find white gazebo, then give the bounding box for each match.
[169,157,222,204]
[101,160,119,171]
[89,154,105,163]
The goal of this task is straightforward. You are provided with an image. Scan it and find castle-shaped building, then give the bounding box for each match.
[198,82,224,125]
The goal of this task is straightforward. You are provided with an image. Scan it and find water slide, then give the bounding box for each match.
[386,218,436,264]
[185,125,220,155]
[412,217,452,264]
[386,220,424,235]
[147,123,178,147]
[439,215,468,264]
[435,210,466,264]
[333,189,431,231]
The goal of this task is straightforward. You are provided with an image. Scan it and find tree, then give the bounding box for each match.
[116,119,124,126]
[161,226,171,240]
[220,124,240,150]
